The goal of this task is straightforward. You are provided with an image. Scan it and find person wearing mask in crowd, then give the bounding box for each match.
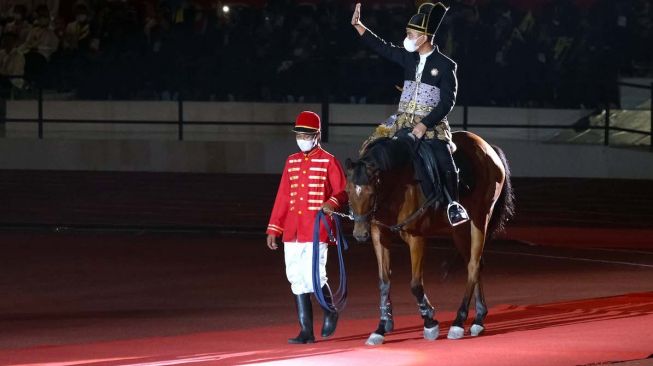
[22,5,59,60]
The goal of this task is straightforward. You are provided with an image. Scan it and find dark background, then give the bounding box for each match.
[1,0,651,108]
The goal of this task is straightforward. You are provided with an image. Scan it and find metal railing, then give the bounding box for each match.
[1,77,651,150]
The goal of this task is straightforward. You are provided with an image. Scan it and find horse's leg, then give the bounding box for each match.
[471,273,488,336]
[403,233,439,341]
[365,224,393,346]
[448,219,487,340]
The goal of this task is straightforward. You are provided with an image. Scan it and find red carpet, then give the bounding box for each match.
[2,292,652,366]
[0,228,651,366]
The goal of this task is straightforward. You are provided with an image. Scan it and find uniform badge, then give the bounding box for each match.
[431,68,439,77]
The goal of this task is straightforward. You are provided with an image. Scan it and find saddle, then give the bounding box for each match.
[393,129,475,205]
[393,129,446,207]
[360,131,472,208]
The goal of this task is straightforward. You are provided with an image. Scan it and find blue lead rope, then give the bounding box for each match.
[312,210,349,312]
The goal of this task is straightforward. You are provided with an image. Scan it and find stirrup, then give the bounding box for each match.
[447,201,469,227]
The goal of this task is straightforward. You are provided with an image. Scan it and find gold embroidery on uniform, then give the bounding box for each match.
[398,101,434,115]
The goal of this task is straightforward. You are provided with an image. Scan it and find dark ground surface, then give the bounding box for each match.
[0,231,651,365]
[1,171,652,230]
[0,171,651,365]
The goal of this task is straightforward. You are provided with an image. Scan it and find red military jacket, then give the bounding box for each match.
[267,145,348,243]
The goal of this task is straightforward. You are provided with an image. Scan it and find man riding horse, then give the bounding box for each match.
[352,1,469,226]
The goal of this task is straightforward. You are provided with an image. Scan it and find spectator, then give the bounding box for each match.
[63,3,91,51]
[0,32,25,92]
[4,5,31,44]
[22,5,59,60]
[0,0,648,107]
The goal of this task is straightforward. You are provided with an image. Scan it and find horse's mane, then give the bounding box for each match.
[352,138,412,185]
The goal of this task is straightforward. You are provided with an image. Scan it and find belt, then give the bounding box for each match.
[398,101,434,116]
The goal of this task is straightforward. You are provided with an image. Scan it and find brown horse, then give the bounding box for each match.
[345,130,514,345]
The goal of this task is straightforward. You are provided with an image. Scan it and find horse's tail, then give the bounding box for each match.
[486,145,515,240]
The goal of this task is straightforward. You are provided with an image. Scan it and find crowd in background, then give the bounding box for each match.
[0,0,651,108]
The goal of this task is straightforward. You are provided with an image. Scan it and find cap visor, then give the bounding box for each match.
[293,127,319,133]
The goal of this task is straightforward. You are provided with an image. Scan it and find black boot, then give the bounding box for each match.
[445,171,469,226]
[321,285,339,338]
[288,294,315,344]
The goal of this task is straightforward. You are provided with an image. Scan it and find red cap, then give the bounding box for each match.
[293,111,321,134]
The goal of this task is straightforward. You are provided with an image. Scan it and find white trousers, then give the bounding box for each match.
[284,242,328,295]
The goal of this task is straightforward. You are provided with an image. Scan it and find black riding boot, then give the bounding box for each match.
[445,170,469,226]
[288,294,315,344]
[321,285,339,338]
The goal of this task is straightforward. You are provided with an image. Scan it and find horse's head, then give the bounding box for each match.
[345,158,380,243]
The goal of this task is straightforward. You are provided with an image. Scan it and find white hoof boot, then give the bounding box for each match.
[447,326,465,340]
[423,324,439,341]
[365,332,385,346]
[470,324,485,337]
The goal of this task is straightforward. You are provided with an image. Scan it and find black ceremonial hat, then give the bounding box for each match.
[406,2,449,38]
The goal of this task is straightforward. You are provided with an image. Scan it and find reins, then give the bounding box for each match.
[312,210,349,312]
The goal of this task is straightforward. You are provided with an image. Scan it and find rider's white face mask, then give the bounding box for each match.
[403,34,425,53]
[296,135,317,152]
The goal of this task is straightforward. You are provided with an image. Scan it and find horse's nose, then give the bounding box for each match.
[354,232,370,243]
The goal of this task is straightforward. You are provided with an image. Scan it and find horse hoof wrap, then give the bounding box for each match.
[447,326,465,339]
[423,324,439,341]
[384,319,395,333]
[470,324,485,337]
[365,332,385,346]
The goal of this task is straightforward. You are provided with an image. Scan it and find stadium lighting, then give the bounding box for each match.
[222,5,230,13]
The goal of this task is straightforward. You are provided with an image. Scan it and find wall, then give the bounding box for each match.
[1,101,651,178]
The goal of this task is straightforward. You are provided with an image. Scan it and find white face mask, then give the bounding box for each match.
[403,35,424,53]
[296,137,317,152]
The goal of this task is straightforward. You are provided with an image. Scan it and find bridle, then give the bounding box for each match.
[343,174,437,233]
[349,178,380,224]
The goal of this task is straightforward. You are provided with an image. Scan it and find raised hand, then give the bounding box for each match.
[351,3,361,26]
[351,3,366,35]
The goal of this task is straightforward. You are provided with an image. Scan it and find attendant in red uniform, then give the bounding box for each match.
[266,111,348,344]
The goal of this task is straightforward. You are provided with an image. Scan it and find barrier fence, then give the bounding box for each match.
[1,77,651,150]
